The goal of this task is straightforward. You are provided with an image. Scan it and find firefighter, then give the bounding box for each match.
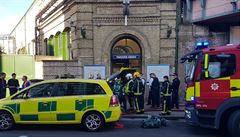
[133,72,145,114]
[161,76,172,115]
[124,73,134,111]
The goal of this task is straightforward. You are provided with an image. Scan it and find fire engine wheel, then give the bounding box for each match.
[0,111,14,131]
[82,112,104,132]
[227,110,240,137]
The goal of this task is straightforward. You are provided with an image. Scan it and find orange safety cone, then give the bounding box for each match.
[114,122,124,129]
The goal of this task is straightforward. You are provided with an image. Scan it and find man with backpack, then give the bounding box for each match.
[161,76,172,115]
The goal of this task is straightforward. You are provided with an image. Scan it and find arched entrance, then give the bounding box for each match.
[111,35,142,73]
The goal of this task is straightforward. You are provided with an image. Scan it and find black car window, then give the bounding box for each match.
[54,82,85,96]
[27,83,54,98]
[85,83,105,95]
[54,82,105,96]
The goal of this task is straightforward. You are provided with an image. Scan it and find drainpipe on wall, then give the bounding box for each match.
[175,0,181,74]
[35,18,38,55]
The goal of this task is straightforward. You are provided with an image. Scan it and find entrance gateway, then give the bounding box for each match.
[111,35,142,73]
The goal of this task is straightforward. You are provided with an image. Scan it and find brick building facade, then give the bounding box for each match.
[36,0,177,77]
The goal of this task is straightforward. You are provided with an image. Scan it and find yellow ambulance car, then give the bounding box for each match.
[0,79,121,131]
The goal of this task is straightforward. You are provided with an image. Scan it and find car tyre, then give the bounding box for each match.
[0,111,14,131]
[82,112,104,132]
[227,110,240,137]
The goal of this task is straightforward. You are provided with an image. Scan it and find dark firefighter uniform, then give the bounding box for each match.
[161,77,172,115]
[133,72,144,114]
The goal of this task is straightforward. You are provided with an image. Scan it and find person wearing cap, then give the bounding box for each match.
[7,73,20,95]
[161,75,172,115]
[171,73,180,109]
[133,72,144,114]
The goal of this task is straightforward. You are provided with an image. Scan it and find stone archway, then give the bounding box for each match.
[111,34,142,73]
[99,27,152,75]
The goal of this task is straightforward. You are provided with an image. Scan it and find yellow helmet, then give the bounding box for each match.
[133,72,141,78]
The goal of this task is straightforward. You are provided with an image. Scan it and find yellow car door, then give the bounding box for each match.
[16,83,55,123]
[50,82,80,123]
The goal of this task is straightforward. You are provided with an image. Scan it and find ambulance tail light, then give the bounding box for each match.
[110,95,119,107]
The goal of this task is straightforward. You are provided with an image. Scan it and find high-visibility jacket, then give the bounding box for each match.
[124,79,134,94]
[133,78,144,96]
[161,80,172,96]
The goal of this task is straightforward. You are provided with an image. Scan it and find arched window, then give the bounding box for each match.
[111,36,142,73]
[47,35,54,56]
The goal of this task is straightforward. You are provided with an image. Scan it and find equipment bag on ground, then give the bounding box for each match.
[141,115,167,128]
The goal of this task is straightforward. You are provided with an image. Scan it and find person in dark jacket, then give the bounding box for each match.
[150,73,160,108]
[0,72,7,99]
[161,76,171,115]
[7,73,20,96]
[133,72,144,114]
[171,73,180,109]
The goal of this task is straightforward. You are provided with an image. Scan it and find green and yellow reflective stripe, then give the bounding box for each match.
[2,103,20,114]
[57,113,75,121]
[102,111,112,119]
[75,99,94,111]
[20,115,38,121]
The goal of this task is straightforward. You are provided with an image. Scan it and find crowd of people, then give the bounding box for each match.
[112,72,180,115]
[0,72,31,99]
[1,71,180,115]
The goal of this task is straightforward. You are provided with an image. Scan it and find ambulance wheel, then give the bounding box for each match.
[0,111,14,131]
[227,110,240,137]
[82,111,104,132]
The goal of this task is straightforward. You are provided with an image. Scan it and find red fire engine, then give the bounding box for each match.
[181,44,240,137]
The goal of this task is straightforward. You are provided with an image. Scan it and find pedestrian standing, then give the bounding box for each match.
[88,74,94,79]
[124,73,134,111]
[21,76,31,90]
[171,73,180,109]
[0,72,7,99]
[7,73,20,95]
[147,74,154,105]
[96,73,102,79]
[161,76,172,115]
[133,72,145,114]
[150,73,160,108]
[140,73,146,95]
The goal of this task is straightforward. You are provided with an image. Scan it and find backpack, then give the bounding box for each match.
[141,115,167,128]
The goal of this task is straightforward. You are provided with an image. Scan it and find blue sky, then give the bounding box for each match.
[0,0,34,34]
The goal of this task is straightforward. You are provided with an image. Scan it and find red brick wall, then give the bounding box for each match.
[206,0,232,17]
[192,0,202,20]
[192,0,239,21]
